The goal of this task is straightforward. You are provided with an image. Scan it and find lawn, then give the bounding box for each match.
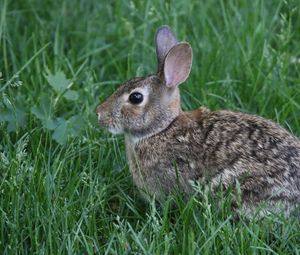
[1,0,300,254]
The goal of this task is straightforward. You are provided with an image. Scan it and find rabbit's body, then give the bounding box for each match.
[97,26,300,215]
[126,107,300,212]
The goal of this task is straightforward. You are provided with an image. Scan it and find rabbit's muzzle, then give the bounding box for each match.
[96,100,110,125]
[96,100,123,134]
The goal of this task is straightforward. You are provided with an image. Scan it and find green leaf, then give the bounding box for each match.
[31,106,57,130]
[68,114,85,136]
[1,108,27,132]
[51,116,85,144]
[45,70,70,92]
[52,119,68,144]
[63,90,79,101]
[30,92,85,144]
[30,95,57,130]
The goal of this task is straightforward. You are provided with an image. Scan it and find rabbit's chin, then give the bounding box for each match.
[108,127,123,135]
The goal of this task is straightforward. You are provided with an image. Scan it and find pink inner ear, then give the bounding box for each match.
[164,43,192,87]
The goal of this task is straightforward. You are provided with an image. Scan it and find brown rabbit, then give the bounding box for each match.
[96,26,300,216]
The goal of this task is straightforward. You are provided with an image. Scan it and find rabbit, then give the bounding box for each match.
[96,25,300,216]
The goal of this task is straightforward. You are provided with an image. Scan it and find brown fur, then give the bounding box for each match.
[96,26,300,216]
[126,109,300,210]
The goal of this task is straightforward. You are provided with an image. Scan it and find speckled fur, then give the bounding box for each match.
[96,26,300,215]
[127,108,300,211]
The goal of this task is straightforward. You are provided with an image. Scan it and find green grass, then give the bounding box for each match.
[1,0,300,254]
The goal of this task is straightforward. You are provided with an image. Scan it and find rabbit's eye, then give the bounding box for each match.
[129,92,143,105]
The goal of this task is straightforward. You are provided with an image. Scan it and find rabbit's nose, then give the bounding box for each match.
[97,112,101,121]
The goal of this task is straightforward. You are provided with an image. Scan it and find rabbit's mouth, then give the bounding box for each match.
[99,121,123,135]
[97,114,123,135]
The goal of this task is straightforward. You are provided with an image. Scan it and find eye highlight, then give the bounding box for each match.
[129,92,144,105]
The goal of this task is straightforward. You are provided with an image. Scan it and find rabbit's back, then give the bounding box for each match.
[126,107,300,209]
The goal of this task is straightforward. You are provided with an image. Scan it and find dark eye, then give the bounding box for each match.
[129,92,143,105]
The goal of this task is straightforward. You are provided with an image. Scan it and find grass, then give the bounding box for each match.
[1,0,300,254]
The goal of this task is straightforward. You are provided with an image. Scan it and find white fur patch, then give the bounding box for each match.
[108,127,123,135]
[189,162,195,169]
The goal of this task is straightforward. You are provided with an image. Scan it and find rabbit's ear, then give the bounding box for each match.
[163,42,192,88]
[155,26,177,72]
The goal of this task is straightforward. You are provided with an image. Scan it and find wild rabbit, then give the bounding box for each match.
[96,26,300,216]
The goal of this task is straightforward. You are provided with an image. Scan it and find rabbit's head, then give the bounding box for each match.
[96,26,192,140]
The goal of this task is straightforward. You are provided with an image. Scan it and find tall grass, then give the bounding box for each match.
[1,0,300,253]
